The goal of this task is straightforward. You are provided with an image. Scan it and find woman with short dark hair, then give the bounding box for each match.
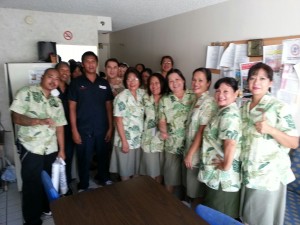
[240,62,299,225]
[198,77,242,218]
[183,67,217,208]
[140,73,166,183]
[159,68,195,194]
[160,56,174,78]
[110,67,145,181]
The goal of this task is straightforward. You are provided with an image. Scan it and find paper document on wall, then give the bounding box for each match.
[263,45,283,71]
[282,39,300,64]
[219,43,235,68]
[233,44,249,69]
[205,46,224,69]
[291,63,300,133]
[271,71,282,97]
[277,64,300,117]
[219,43,249,69]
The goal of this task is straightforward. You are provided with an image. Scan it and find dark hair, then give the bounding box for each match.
[192,67,212,83]
[247,62,273,82]
[43,68,58,76]
[81,51,98,62]
[147,73,166,96]
[55,61,69,70]
[135,63,145,71]
[105,58,119,67]
[214,77,238,92]
[119,62,129,68]
[160,55,174,65]
[123,67,142,89]
[166,68,186,93]
[142,68,153,76]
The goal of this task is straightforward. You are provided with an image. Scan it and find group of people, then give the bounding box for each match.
[10,50,299,225]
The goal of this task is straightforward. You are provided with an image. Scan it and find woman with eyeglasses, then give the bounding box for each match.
[159,68,195,194]
[110,67,145,181]
[240,63,299,225]
[198,77,242,219]
[160,55,174,78]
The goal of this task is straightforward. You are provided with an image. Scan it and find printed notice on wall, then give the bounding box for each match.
[277,64,300,115]
[28,68,46,84]
[282,39,300,64]
[219,43,248,69]
[263,44,283,72]
[205,46,224,69]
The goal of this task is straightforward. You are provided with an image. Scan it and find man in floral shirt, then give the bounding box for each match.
[10,68,67,225]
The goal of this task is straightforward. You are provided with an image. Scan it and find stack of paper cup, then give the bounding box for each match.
[51,159,60,192]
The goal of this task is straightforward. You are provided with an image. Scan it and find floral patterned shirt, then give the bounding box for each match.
[141,94,164,153]
[198,102,242,192]
[159,90,195,154]
[10,85,67,155]
[184,92,218,167]
[113,89,145,149]
[240,94,298,191]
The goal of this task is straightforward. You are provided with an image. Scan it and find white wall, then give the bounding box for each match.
[110,0,300,86]
[98,33,111,71]
[0,8,100,162]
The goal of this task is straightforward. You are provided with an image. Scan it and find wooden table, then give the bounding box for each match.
[51,176,208,225]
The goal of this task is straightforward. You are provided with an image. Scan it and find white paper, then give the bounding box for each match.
[205,46,224,69]
[263,45,283,71]
[280,64,299,94]
[282,39,300,64]
[219,43,235,68]
[233,44,249,70]
[28,68,46,84]
[271,71,282,97]
[219,43,249,69]
[293,63,300,134]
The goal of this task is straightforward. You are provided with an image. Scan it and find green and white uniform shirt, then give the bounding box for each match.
[198,102,242,192]
[241,94,298,191]
[159,90,195,155]
[141,94,164,153]
[113,89,145,149]
[10,85,67,155]
[184,92,217,168]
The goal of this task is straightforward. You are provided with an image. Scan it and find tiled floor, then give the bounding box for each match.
[1,181,55,225]
[0,176,103,225]
[1,181,24,225]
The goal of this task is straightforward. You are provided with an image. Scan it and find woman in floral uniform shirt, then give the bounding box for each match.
[140,73,166,183]
[240,63,299,225]
[198,77,242,218]
[159,68,195,194]
[183,68,217,208]
[110,67,145,181]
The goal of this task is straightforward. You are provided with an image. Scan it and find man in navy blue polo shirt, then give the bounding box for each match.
[69,51,113,191]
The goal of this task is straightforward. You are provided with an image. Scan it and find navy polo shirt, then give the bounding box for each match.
[68,74,114,136]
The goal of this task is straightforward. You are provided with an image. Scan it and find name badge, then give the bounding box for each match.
[99,85,107,89]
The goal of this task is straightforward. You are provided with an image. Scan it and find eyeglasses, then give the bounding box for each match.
[127,78,139,82]
[163,62,172,65]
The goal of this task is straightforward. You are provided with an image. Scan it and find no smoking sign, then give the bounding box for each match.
[63,31,73,40]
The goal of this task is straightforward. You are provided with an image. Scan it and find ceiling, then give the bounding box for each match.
[0,0,228,31]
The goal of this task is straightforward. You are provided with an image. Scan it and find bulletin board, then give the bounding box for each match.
[209,34,300,74]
